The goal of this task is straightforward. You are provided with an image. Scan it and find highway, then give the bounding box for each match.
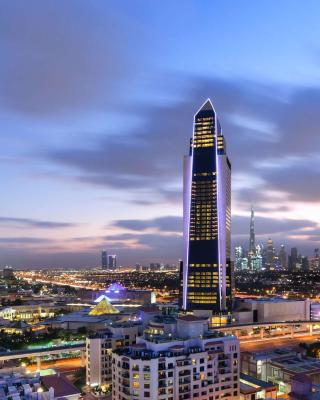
[26,357,83,373]
[240,332,320,352]
[0,343,85,361]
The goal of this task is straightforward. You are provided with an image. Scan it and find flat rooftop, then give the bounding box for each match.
[242,297,306,303]
[271,356,320,374]
[240,373,276,395]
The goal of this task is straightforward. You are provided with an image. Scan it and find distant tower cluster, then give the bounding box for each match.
[101,250,117,271]
[234,207,314,272]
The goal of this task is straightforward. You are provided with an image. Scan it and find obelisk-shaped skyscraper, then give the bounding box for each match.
[249,206,255,255]
[182,99,232,321]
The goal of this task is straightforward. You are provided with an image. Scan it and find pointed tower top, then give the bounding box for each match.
[201,99,214,111]
[195,98,215,116]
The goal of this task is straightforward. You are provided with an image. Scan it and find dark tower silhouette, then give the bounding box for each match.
[182,99,232,320]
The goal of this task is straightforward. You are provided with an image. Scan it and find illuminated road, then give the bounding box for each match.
[27,357,83,372]
[0,343,85,361]
[240,333,320,352]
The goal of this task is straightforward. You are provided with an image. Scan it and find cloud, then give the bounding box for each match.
[0,217,76,229]
[112,216,182,233]
[232,215,317,236]
[44,76,320,208]
[0,1,148,116]
[0,237,51,244]
[258,163,320,202]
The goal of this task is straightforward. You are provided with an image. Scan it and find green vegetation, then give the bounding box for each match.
[0,327,88,351]
[300,341,320,358]
[73,368,86,391]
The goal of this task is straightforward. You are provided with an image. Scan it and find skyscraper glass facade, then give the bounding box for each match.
[182,100,232,315]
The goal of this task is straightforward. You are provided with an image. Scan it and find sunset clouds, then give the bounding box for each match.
[1,1,320,267]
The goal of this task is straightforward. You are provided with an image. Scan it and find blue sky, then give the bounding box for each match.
[1,0,320,267]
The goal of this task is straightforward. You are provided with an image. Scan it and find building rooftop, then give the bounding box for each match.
[242,297,307,303]
[42,374,80,397]
[114,333,233,360]
[178,315,208,322]
[271,355,320,375]
[240,373,276,390]
[106,282,126,292]
[89,297,119,315]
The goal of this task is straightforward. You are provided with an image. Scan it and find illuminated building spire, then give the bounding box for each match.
[249,205,255,255]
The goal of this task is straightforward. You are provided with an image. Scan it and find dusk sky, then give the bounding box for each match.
[1,1,320,268]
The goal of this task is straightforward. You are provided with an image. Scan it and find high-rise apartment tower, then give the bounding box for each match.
[182,99,232,318]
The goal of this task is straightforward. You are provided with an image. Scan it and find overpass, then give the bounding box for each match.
[0,343,86,369]
[212,320,320,340]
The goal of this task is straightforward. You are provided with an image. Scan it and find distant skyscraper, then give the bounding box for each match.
[101,250,108,270]
[248,206,256,270]
[234,245,253,271]
[182,99,232,319]
[235,246,243,271]
[302,256,309,271]
[108,255,117,270]
[288,247,298,271]
[311,249,320,271]
[101,251,117,270]
[249,205,255,255]
[266,238,275,269]
[251,246,263,271]
[279,244,287,269]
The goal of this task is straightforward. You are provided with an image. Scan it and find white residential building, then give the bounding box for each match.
[112,316,240,400]
[86,322,139,388]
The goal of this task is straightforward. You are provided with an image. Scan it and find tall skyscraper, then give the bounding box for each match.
[101,250,108,270]
[182,99,232,319]
[249,205,255,255]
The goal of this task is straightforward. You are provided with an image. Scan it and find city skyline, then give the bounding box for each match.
[1,1,320,267]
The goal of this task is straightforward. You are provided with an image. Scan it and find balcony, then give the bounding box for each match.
[219,368,231,375]
[179,370,191,377]
[179,378,191,384]
[122,379,130,388]
[179,388,191,394]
